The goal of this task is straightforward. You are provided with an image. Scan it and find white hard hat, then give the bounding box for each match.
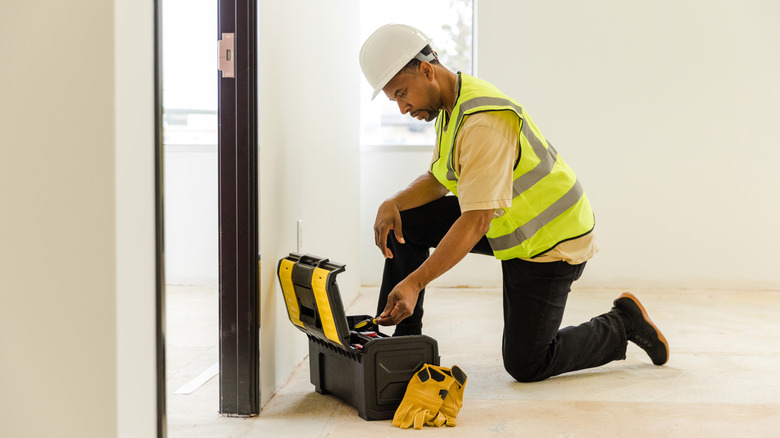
[359,24,434,100]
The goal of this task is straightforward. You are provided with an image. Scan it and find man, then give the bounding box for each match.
[359,24,669,382]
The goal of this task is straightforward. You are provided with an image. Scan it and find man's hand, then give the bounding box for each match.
[374,199,405,259]
[376,278,420,326]
[373,172,449,259]
[375,208,494,327]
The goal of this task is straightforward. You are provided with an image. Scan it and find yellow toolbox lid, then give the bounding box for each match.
[277,253,353,350]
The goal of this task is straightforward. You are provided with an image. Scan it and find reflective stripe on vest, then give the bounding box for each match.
[432,74,594,259]
[445,96,560,197]
[488,177,585,252]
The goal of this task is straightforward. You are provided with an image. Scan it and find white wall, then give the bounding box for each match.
[360,1,780,290]
[164,146,218,286]
[1,1,158,436]
[257,0,362,407]
[477,1,780,289]
[115,0,158,436]
[0,1,156,437]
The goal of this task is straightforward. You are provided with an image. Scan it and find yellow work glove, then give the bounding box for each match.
[427,365,468,427]
[392,364,456,429]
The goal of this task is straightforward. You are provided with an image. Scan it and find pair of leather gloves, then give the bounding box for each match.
[392,364,468,429]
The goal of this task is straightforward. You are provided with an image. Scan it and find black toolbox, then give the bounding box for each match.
[277,253,439,420]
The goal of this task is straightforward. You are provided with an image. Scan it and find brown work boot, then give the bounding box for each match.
[613,292,669,365]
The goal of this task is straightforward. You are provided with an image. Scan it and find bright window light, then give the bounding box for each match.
[161,0,217,146]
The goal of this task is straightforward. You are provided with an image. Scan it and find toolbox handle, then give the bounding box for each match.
[313,258,330,268]
[294,253,345,274]
[297,253,329,268]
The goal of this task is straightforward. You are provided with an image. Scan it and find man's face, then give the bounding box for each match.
[382,63,440,122]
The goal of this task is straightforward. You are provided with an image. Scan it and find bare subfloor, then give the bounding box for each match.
[166,285,780,437]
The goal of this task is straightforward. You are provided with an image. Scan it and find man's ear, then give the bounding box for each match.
[421,61,435,80]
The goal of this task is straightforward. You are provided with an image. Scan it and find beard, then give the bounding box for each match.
[412,109,438,122]
[409,83,441,122]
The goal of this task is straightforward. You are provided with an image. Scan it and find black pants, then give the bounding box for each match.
[377,196,627,382]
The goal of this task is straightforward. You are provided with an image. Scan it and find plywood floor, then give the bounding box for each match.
[166,285,780,437]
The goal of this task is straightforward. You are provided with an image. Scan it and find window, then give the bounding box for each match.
[162,0,217,147]
[359,0,474,147]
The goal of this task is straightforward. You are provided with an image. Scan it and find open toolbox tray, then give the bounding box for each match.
[277,253,439,420]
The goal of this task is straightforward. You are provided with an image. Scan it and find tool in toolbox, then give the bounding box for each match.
[353,317,378,331]
[277,253,440,420]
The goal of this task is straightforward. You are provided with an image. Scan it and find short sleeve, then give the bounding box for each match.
[453,111,520,213]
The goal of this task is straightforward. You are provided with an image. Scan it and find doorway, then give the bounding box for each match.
[161,0,221,430]
[160,0,260,432]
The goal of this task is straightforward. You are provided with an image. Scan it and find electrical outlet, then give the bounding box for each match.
[297,219,303,253]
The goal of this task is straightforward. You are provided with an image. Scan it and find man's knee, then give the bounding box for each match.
[503,354,551,383]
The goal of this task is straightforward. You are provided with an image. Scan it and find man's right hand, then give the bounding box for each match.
[374,199,405,259]
[376,277,420,325]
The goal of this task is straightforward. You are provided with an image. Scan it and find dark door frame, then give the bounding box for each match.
[156,0,259,431]
[217,0,260,417]
[154,0,167,435]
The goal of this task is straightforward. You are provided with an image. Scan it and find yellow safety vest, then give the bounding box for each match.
[431,74,595,260]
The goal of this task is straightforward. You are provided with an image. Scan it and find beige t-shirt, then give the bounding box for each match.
[431,110,598,264]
